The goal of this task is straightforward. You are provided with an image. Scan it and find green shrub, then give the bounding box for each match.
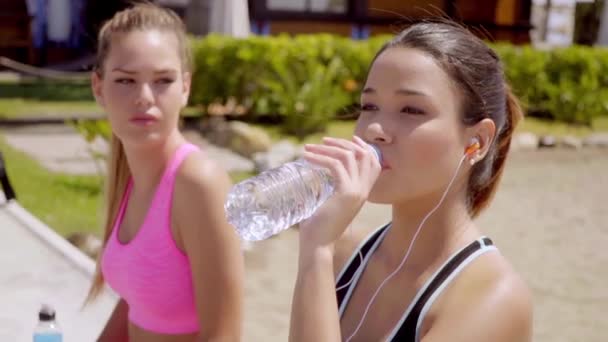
[190,34,381,121]
[0,81,93,101]
[543,46,608,126]
[190,34,608,133]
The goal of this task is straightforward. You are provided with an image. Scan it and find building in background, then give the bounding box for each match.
[530,0,599,47]
[249,0,533,43]
[1,0,536,69]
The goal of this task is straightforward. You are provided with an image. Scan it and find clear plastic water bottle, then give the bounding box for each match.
[33,304,62,342]
[225,144,381,241]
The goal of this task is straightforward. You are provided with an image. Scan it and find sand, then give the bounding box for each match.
[241,149,608,342]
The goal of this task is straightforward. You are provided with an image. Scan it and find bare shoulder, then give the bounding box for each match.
[425,250,533,342]
[332,223,390,278]
[469,252,532,321]
[172,149,233,236]
[175,149,232,195]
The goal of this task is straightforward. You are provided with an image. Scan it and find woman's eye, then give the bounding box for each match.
[360,103,378,111]
[157,78,175,84]
[401,106,425,115]
[114,78,134,85]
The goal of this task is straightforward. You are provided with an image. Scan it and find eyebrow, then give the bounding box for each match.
[362,87,428,97]
[111,67,178,74]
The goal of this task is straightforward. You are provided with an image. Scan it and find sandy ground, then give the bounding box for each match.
[3,123,605,340]
[241,149,608,342]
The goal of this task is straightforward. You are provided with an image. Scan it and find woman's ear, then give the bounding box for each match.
[467,118,496,160]
[91,72,105,107]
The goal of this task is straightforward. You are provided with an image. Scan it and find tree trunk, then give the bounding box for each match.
[596,0,608,45]
[185,0,211,36]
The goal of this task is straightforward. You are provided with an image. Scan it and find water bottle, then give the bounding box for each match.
[225,143,381,241]
[33,304,62,342]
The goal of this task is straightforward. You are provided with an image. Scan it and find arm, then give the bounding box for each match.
[174,155,245,342]
[289,220,375,341]
[97,298,129,342]
[289,137,381,342]
[289,245,342,342]
[422,273,533,342]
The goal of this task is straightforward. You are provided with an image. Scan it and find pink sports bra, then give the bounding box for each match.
[101,143,200,334]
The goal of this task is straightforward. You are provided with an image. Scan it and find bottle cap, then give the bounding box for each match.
[38,304,56,322]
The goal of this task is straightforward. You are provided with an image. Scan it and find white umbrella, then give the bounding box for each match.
[209,0,251,38]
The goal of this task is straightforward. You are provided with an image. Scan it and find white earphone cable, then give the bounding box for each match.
[344,154,468,342]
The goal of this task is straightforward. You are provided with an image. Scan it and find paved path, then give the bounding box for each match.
[1,125,254,175]
[0,196,117,341]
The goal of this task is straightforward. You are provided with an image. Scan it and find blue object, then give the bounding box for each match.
[33,333,62,342]
[33,0,47,48]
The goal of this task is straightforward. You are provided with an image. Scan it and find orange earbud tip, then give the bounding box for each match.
[465,142,481,155]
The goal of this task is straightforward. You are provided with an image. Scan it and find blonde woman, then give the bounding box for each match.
[87,4,244,341]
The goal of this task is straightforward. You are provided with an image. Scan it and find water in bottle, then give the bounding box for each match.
[33,304,62,342]
[225,143,381,241]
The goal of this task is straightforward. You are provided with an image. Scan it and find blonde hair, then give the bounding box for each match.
[86,2,192,303]
[94,2,192,75]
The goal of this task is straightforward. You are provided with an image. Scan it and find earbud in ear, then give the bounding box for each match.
[465,137,481,156]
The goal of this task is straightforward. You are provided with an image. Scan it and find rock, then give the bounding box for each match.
[226,121,273,158]
[198,117,231,147]
[183,129,255,173]
[205,144,255,173]
[560,136,583,149]
[583,133,608,148]
[511,132,539,151]
[66,232,102,259]
[538,135,557,148]
[198,119,273,158]
[252,140,300,172]
[183,128,209,148]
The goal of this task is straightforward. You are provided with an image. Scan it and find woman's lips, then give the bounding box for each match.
[130,114,158,126]
[379,158,390,170]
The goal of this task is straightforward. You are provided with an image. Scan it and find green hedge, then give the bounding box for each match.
[191,34,608,134]
[0,80,93,101]
[494,43,608,126]
[190,34,387,139]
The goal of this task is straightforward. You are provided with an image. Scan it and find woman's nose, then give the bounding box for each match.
[365,122,391,145]
[135,83,154,108]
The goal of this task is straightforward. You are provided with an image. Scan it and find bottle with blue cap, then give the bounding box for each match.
[33,304,62,342]
[225,141,381,241]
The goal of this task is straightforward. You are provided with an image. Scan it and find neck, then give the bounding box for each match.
[383,188,477,272]
[122,130,185,191]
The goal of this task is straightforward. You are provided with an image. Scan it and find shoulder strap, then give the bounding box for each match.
[336,223,391,309]
[389,238,496,341]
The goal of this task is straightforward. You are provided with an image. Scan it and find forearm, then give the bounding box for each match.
[289,245,341,342]
[97,299,129,342]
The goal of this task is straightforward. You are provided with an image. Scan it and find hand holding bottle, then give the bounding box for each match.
[298,136,381,250]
